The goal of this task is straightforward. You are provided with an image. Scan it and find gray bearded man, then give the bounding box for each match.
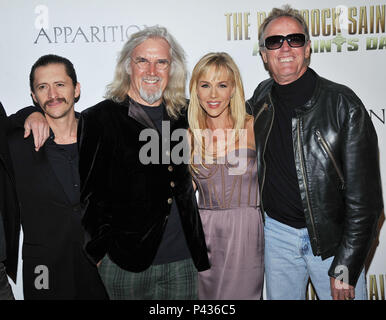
[248,5,383,300]
[78,26,209,300]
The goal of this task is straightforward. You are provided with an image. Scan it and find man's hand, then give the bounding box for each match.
[24,112,50,151]
[330,276,355,300]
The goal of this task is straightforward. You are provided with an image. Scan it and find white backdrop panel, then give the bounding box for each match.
[0,0,384,300]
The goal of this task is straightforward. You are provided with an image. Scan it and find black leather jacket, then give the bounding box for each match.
[247,69,383,286]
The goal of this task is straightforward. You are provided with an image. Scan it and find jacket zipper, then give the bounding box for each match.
[297,119,320,255]
[315,130,345,190]
[258,97,275,221]
[253,102,267,124]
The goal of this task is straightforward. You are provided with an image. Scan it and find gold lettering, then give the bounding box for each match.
[306,281,318,300]
[319,39,332,52]
[348,7,357,35]
[309,282,317,300]
[380,275,385,300]
[332,8,342,35]
[233,13,243,40]
[322,9,331,36]
[376,5,386,33]
[311,9,321,36]
[366,37,378,50]
[299,10,310,32]
[257,12,267,39]
[359,6,368,34]
[225,13,232,40]
[313,40,319,53]
[369,275,379,300]
[379,36,386,49]
[370,6,375,33]
[244,12,250,40]
[347,38,359,51]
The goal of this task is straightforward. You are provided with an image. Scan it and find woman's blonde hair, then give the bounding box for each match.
[188,52,251,169]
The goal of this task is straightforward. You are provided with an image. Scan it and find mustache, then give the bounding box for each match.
[43,98,67,108]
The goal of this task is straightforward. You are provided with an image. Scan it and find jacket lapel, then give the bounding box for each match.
[126,97,158,131]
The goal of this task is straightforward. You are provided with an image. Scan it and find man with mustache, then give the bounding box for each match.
[78,26,209,299]
[7,54,108,299]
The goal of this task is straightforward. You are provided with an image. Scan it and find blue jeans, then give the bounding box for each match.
[264,214,367,300]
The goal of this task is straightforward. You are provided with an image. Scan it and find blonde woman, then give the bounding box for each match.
[188,52,263,300]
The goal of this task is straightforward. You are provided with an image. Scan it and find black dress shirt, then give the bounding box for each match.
[45,134,80,210]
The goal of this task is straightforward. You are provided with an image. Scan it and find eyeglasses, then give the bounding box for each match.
[132,57,170,71]
[263,33,306,50]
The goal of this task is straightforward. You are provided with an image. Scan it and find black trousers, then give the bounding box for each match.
[0,261,14,300]
[22,243,108,300]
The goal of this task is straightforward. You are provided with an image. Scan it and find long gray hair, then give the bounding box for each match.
[105,25,187,118]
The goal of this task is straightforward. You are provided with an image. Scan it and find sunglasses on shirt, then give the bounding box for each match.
[263,33,306,50]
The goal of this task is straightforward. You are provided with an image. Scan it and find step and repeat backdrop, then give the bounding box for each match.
[0,0,385,300]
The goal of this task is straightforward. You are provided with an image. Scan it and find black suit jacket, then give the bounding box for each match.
[78,97,210,272]
[8,127,108,299]
[0,103,20,281]
[0,103,39,282]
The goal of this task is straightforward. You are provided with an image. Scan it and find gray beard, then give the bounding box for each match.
[139,87,163,105]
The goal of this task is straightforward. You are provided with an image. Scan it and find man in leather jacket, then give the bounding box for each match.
[247,5,383,300]
[78,26,209,299]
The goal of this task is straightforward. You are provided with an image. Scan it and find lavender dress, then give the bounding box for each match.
[192,149,264,300]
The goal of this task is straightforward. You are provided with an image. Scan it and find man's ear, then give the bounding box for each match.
[30,91,41,108]
[305,40,311,59]
[260,50,268,64]
[75,82,81,99]
[31,92,38,104]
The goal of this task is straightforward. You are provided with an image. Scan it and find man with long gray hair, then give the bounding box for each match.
[248,5,382,300]
[78,26,209,300]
